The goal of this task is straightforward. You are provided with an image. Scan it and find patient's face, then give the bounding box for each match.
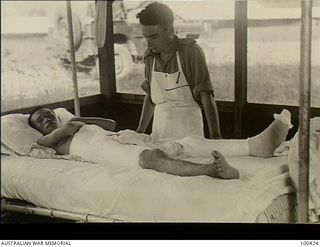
[30,108,62,135]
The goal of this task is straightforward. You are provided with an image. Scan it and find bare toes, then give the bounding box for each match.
[213,165,222,172]
[212,150,220,159]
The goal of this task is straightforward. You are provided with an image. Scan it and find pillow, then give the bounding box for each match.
[1,142,14,155]
[1,114,42,155]
[1,108,75,155]
[54,107,75,124]
[288,117,320,222]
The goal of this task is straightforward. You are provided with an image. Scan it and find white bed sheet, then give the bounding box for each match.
[1,154,294,222]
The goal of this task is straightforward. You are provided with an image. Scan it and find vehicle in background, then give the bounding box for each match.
[49,1,211,79]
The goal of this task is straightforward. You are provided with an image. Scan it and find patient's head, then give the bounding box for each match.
[28,107,62,135]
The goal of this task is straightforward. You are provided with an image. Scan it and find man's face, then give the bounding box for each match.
[30,108,61,135]
[141,24,173,54]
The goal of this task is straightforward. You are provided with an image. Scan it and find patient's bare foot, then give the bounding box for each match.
[212,151,239,179]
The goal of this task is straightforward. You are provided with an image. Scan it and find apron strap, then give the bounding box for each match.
[176,51,184,73]
[152,57,156,72]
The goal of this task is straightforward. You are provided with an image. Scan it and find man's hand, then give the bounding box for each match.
[211,132,222,139]
[137,94,155,134]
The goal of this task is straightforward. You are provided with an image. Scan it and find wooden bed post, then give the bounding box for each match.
[234,1,248,138]
[98,0,116,101]
[298,0,312,223]
[66,0,81,117]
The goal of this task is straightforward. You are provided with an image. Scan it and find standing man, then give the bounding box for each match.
[136,2,222,141]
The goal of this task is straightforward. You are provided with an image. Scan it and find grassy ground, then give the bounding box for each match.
[1,35,100,112]
[1,30,320,112]
[117,62,320,106]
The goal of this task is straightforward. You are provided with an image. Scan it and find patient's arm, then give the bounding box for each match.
[69,117,116,131]
[38,121,85,148]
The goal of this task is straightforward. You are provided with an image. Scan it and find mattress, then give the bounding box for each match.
[1,154,294,222]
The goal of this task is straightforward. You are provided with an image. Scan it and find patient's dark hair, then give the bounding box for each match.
[136,2,174,27]
[28,107,45,129]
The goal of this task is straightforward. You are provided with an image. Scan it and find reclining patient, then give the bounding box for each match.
[28,107,292,180]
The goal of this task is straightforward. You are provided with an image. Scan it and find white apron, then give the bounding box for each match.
[151,52,204,142]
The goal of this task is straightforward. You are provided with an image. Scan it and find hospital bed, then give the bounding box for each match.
[1,109,301,223]
[1,154,297,223]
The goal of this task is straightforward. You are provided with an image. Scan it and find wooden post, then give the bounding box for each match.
[66,0,80,117]
[234,1,247,138]
[98,0,116,101]
[298,0,312,223]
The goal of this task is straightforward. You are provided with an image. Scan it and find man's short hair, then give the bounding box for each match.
[28,107,45,129]
[136,2,174,27]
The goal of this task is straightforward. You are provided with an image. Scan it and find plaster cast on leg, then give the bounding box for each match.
[174,136,249,157]
[248,109,292,158]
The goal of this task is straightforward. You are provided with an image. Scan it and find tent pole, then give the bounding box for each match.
[98,0,116,100]
[234,0,248,138]
[66,0,81,117]
[298,0,312,223]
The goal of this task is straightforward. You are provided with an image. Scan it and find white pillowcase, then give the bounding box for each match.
[1,108,75,155]
[53,107,75,124]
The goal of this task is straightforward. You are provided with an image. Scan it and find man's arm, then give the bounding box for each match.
[186,42,221,138]
[200,91,222,139]
[69,117,116,131]
[38,121,85,148]
[136,94,155,133]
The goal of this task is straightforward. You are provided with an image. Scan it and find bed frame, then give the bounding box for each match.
[1,198,118,223]
[255,194,297,223]
[2,193,297,223]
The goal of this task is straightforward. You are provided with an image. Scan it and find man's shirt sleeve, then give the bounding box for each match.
[187,43,214,101]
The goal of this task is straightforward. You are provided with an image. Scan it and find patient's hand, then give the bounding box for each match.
[38,121,85,149]
[111,129,156,147]
[111,129,146,145]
